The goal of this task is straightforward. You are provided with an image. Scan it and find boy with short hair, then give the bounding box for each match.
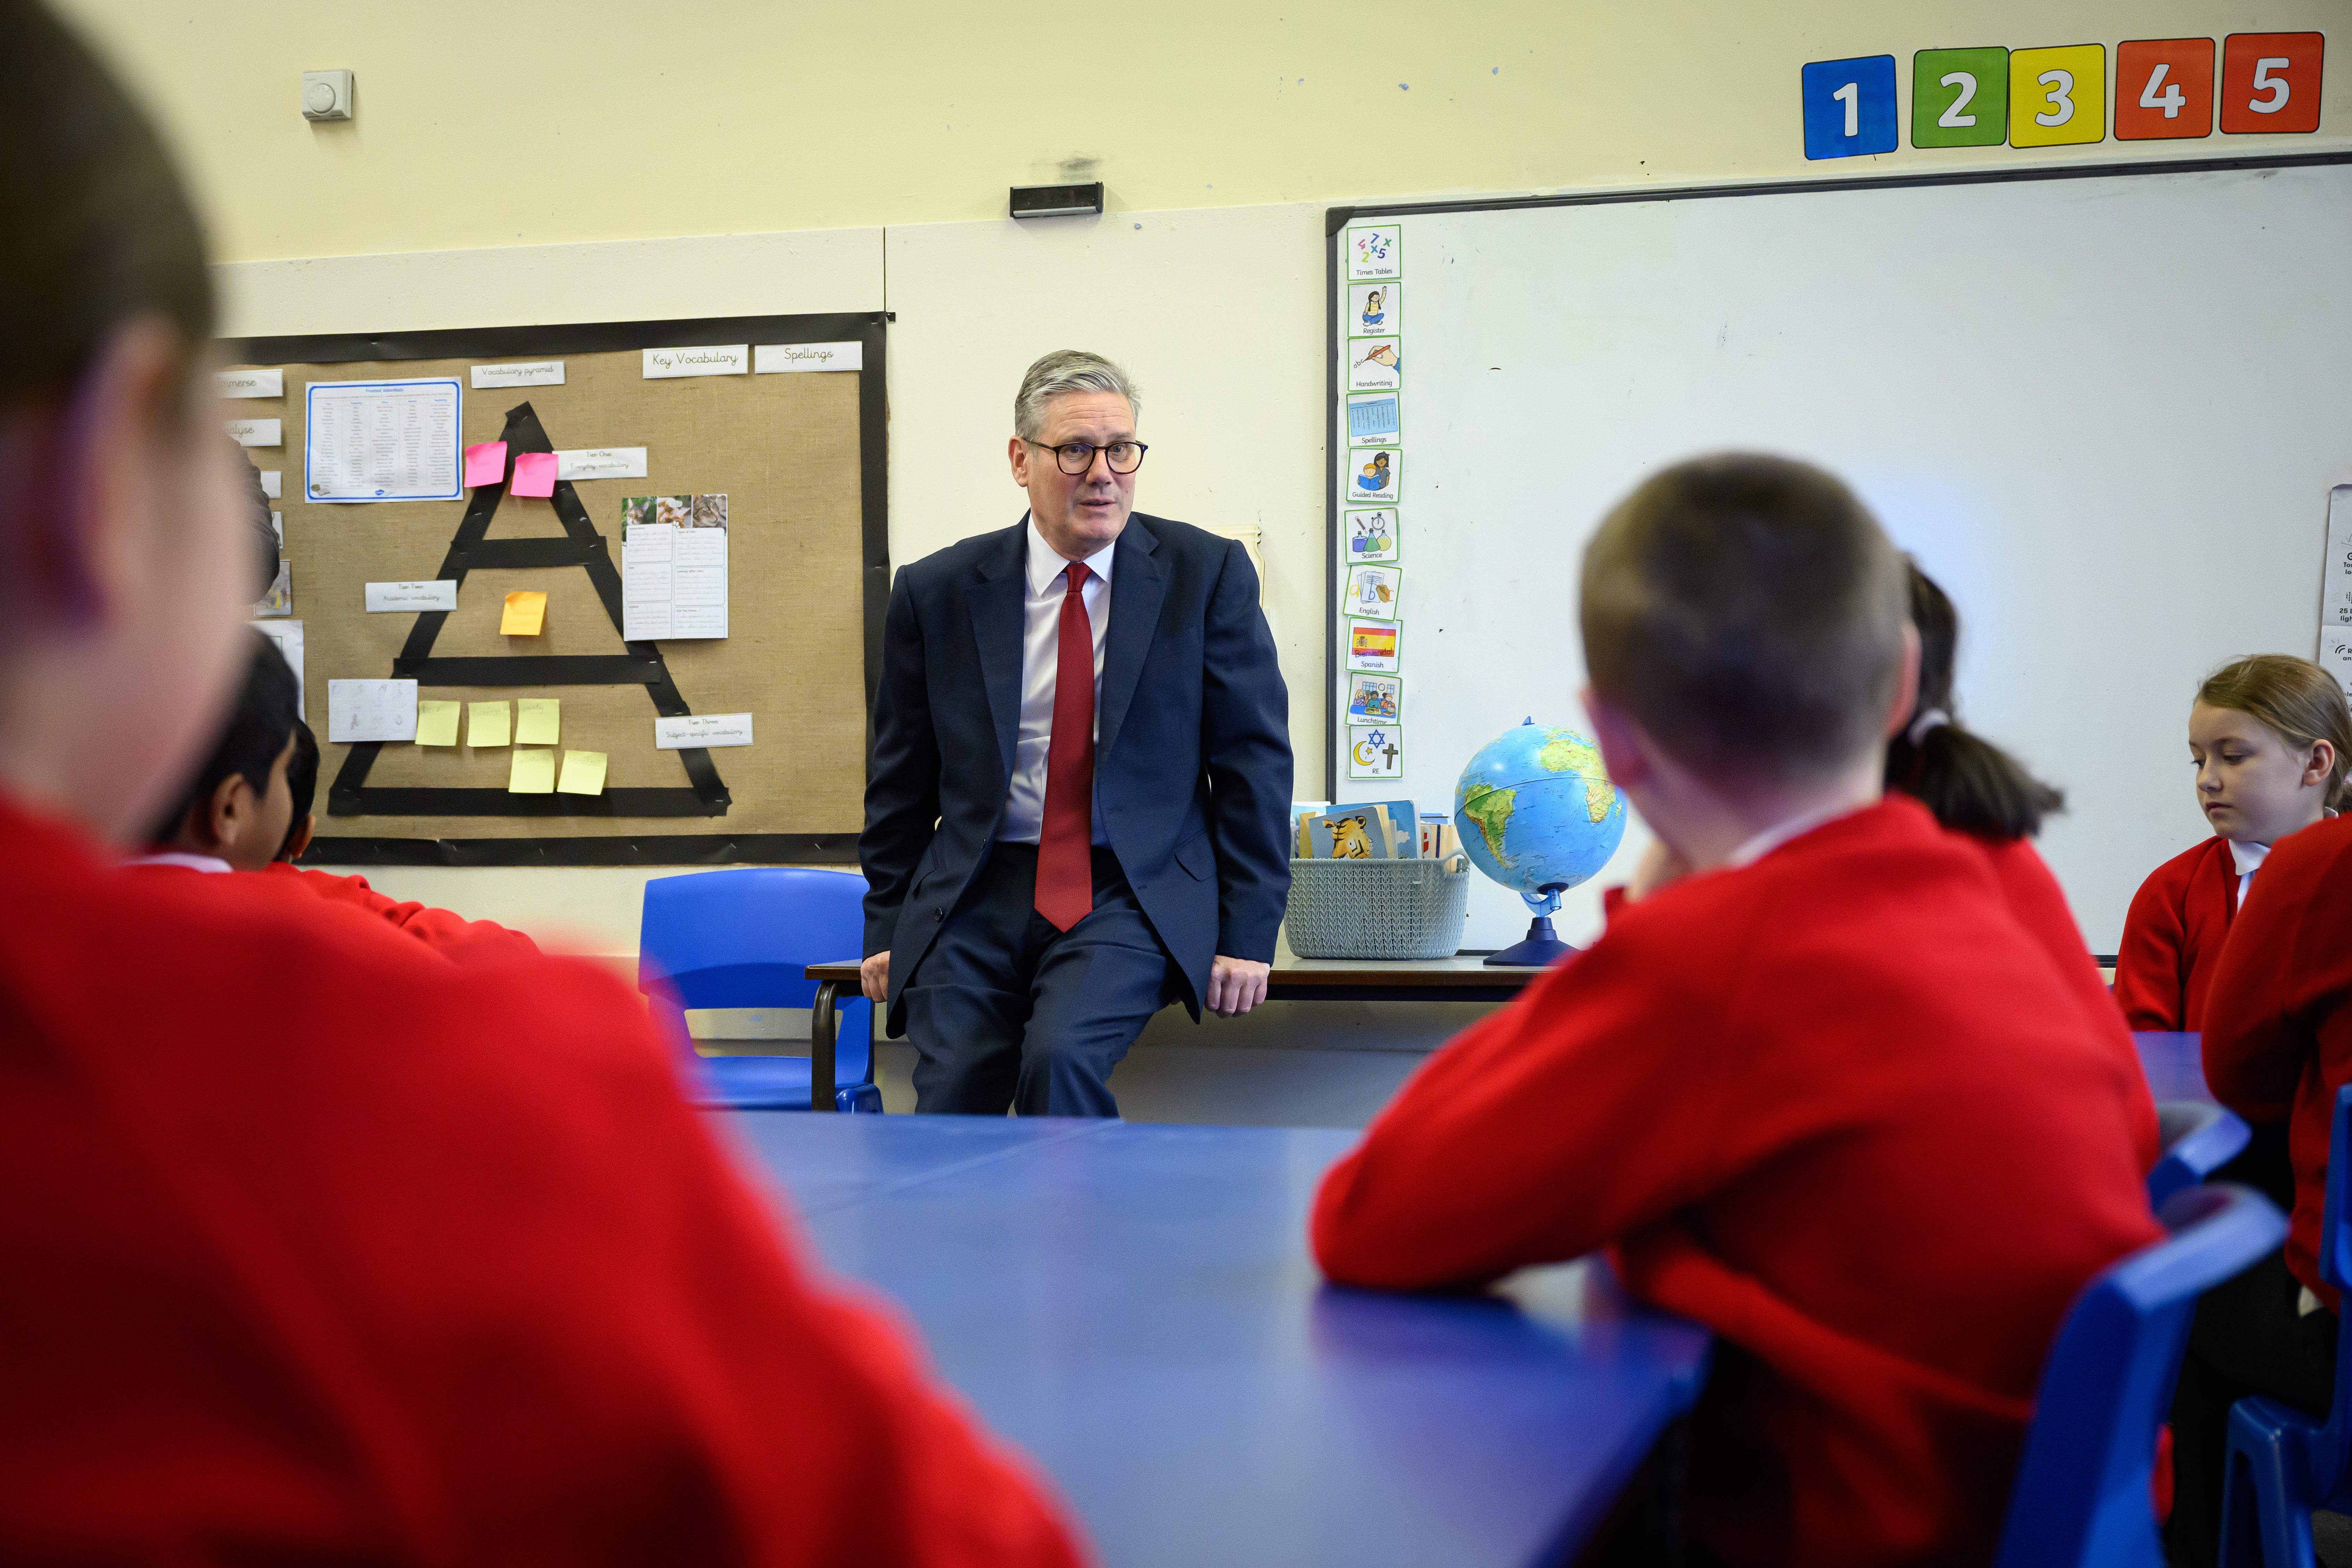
[1312,454,2160,1567]
[137,629,301,873]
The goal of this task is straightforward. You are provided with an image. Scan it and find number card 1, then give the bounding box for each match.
[1802,56,1898,159]
[2010,44,2106,147]
[2221,33,2323,135]
[1912,48,2007,147]
[2116,39,2215,139]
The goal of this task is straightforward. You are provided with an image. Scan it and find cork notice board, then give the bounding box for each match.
[223,313,888,866]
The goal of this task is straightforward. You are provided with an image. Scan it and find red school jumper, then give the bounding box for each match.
[2203,814,2352,1310]
[1313,797,2161,1568]
[263,861,543,964]
[0,793,1082,1567]
[2114,837,2237,1031]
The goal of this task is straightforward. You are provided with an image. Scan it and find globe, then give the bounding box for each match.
[1454,719,1628,965]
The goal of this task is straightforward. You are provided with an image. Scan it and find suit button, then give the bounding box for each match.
[933,907,944,921]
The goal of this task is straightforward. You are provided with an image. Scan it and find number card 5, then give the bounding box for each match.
[1912,48,2008,147]
[2116,38,2215,140]
[2010,44,2106,147]
[2221,33,2323,135]
[1801,56,1898,159]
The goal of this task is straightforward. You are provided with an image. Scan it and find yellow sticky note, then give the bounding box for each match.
[414,700,461,747]
[508,748,556,793]
[468,700,511,748]
[515,697,561,746]
[557,749,608,795]
[501,590,547,636]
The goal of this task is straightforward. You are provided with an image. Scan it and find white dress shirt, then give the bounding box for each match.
[999,517,1115,845]
[2229,838,2269,912]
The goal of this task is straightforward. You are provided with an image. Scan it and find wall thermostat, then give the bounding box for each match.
[302,70,353,122]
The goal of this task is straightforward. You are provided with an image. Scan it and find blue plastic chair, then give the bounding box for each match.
[2219,1086,2352,1567]
[1991,1182,2287,1567]
[637,868,882,1113]
[2151,1101,2254,1209]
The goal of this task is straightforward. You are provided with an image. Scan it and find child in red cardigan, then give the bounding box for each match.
[1313,455,2160,1568]
[0,9,1080,1561]
[2114,654,2349,1031]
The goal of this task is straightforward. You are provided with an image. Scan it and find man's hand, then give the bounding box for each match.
[1205,955,1271,1017]
[859,951,890,1005]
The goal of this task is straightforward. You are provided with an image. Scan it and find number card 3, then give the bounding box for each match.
[2116,38,2214,139]
[2221,33,2323,135]
[1912,48,2007,147]
[2010,44,2106,147]
[1802,56,1898,159]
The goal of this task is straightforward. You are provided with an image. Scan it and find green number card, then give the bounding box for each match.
[1912,48,2008,146]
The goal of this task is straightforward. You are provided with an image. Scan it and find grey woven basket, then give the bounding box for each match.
[1283,856,1472,960]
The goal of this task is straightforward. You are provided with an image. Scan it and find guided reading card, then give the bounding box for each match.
[1348,283,1399,338]
[1348,726,1405,780]
[515,698,561,746]
[558,749,608,795]
[1349,447,1400,502]
[500,590,548,636]
[508,749,556,794]
[1346,618,1400,673]
[1346,564,1402,621]
[414,700,461,747]
[468,700,511,748]
[1346,508,1399,563]
[1346,392,1401,448]
[1347,673,1402,726]
[327,678,417,743]
[1348,338,1402,392]
[1346,224,1402,282]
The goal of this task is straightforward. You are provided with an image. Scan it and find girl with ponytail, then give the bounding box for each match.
[2114,655,2351,1033]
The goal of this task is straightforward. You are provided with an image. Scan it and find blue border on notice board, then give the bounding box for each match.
[301,376,466,504]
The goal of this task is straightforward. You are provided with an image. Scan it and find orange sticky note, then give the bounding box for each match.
[463,441,508,487]
[500,590,547,636]
[511,451,557,498]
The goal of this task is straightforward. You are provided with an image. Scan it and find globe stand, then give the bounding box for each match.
[1484,882,1575,968]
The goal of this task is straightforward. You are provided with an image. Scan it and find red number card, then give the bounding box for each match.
[2220,32,2323,134]
[2116,39,2214,139]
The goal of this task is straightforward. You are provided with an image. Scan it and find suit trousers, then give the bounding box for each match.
[900,843,1181,1117]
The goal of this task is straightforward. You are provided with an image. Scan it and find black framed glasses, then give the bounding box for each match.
[1027,438,1148,476]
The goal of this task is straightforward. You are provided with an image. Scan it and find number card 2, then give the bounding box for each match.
[1802,55,1898,159]
[2116,38,2214,140]
[2010,45,2106,147]
[2221,33,2323,135]
[1912,48,2007,147]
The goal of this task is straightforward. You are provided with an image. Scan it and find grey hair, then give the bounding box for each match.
[1014,349,1141,441]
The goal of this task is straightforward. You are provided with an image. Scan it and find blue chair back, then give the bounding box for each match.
[637,868,873,1088]
[1993,1183,2288,1568]
[2306,1084,2352,1494]
[2149,1101,2254,1208]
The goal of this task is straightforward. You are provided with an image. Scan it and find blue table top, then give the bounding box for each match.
[2135,1031,2211,1106]
[722,1114,1711,1568]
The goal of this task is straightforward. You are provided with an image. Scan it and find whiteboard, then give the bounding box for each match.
[1328,156,2352,952]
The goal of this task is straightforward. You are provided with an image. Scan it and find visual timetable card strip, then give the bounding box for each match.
[1343,221,1409,781]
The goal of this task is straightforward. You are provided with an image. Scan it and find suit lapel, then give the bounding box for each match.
[966,519,1029,782]
[1096,519,1167,764]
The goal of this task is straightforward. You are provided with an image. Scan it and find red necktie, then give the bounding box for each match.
[1035,560,1096,931]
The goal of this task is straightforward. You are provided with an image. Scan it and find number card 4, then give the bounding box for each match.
[1802,56,1898,159]
[2010,44,2106,147]
[1912,48,2007,147]
[2221,33,2323,135]
[2116,38,2214,139]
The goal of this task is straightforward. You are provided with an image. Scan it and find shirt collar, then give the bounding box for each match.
[1723,798,1870,870]
[2230,839,2271,877]
[1025,516,1116,597]
[121,850,234,874]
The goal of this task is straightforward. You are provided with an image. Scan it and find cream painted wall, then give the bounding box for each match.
[70,0,2352,951]
[59,1,2352,264]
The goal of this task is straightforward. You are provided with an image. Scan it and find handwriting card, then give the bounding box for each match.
[557,749,608,795]
[326,678,417,743]
[515,697,560,746]
[1348,338,1403,391]
[500,590,547,636]
[468,700,511,748]
[508,748,556,794]
[414,700,462,747]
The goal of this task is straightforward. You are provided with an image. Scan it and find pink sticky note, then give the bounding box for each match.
[463,441,508,488]
[511,451,557,498]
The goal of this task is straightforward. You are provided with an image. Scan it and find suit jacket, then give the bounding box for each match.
[860,512,1292,1031]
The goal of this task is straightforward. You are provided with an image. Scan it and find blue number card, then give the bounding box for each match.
[1802,55,1898,159]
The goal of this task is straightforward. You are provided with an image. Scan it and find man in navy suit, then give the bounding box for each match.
[858,350,1292,1116]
